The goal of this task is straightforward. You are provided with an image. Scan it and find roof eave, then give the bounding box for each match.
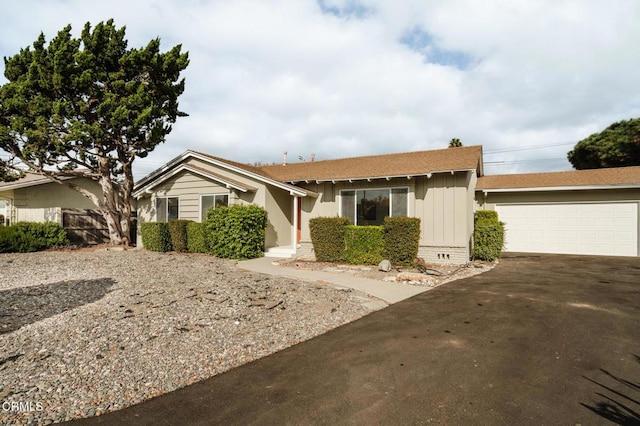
[286,168,478,184]
[0,176,79,192]
[478,184,640,193]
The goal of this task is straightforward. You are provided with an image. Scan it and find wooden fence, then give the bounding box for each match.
[62,208,110,245]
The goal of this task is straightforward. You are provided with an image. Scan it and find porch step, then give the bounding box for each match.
[264,246,296,258]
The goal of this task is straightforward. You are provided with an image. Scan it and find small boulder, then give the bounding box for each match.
[378,259,392,272]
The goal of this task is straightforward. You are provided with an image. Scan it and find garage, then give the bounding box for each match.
[495,202,638,257]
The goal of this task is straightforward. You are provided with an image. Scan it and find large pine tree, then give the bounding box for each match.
[0,20,189,244]
[568,118,640,169]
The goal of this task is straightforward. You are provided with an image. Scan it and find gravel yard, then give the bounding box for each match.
[0,249,372,425]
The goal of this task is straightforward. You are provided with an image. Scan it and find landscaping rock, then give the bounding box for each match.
[0,250,371,424]
[378,259,392,272]
[397,272,430,282]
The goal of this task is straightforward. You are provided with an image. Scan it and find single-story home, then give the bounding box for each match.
[134,146,640,261]
[0,174,103,226]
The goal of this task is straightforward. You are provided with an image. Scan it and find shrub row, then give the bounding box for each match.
[473,210,505,261]
[207,205,268,260]
[140,205,268,260]
[343,225,385,265]
[309,217,350,262]
[309,216,421,266]
[140,222,173,252]
[383,217,421,266]
[0,222,70,253]
[186,222,209,253]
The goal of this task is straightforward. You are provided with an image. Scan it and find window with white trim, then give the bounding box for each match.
[156,197,179,222]
[201,194,229,221]
[340,188,408,226]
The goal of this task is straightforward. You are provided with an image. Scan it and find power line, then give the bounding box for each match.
[485,157,568,165]
[484,142,574,155]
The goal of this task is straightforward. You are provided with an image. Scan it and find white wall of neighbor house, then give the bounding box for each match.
[0,178,101,225]
[13,178,101,210]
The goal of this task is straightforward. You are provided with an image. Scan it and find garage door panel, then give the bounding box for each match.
[496,203,638,257]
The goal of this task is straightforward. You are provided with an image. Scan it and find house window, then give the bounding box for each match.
[201,194,229,221]
[156,197,179,222]
[340,188,408,225]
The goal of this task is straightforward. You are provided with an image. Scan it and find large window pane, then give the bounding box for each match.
[167,197,179,221]
[391,188,408,217]
[201,194,229,221]
[156,197,167,222]
[358,189,389,226]
[214,194,229,208]
[341,191,355,223]
[201,196,214,221]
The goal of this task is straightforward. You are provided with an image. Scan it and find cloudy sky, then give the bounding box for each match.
[1,0,639,179]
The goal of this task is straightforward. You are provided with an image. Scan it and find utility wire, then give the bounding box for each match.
[485,157,568,165]
[484,141,574,154]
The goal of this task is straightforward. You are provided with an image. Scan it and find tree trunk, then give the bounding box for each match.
[99,176,126,245]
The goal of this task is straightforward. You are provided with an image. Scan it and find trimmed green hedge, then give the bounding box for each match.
[343,225,385,265]
[168,220,192,253]
[475,210,499,222]
[383,217,420,266]
[309,217,350,262]
[207,204,268,259]
[473,210,505,261]
[0,222,69,253]
[140,222,173,252]
[186,222,209,253]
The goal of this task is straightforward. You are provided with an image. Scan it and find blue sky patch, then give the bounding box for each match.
[400,27,473,70]
[317,0,372,19]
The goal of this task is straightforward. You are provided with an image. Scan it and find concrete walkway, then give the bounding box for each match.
[237,256,430,307]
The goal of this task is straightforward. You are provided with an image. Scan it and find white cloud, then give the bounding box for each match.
[1,0,639,179]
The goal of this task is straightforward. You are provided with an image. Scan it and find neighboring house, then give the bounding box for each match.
[477,167,640,257]
[0,174,103,225]
[134,146,640,260]
[134,146,483,262]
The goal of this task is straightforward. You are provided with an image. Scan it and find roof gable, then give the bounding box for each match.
[259,146,483,182]
[134,150,315,198]
[477,166,640,191]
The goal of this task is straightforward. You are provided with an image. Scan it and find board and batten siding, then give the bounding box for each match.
[297,171,476,263]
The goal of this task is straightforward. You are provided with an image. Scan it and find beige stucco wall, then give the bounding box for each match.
[264,186,293,248]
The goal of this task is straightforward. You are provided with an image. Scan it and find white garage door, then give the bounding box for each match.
[495,203,638,256]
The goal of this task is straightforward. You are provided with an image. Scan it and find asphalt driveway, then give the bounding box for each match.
[68,254,640,425]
